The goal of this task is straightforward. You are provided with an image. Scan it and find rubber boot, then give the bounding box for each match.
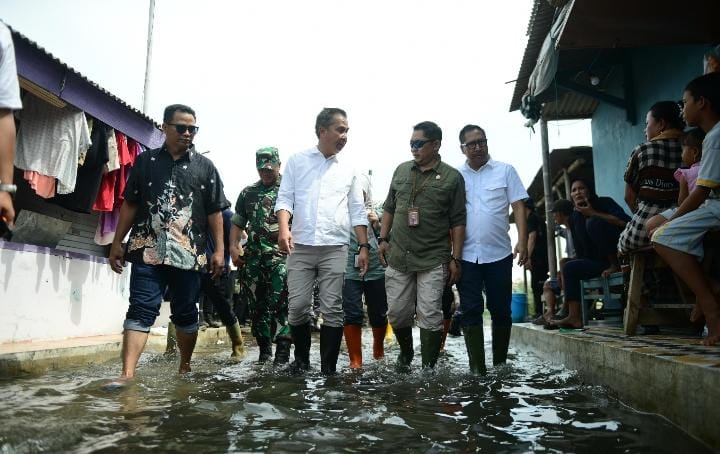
[274,336,292,365]
[394,326,414,372]
[439,319,451,351]
[255,337,273,363]
[320,325,344,375]
[343,324,363,368]
[226,321,245,359]
[420,328,443,369]
[164,322,177,356]
[290,323,311,372]
[463,324,486,375]
[372,325,387,359]
[492,325,512,366]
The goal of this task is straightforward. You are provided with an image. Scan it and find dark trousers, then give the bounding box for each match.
[530,266,549,315]
[442,286,454,320]
[200,272,237,326]
[457,254,513,328]
[342,278,388,327]
[562,258,608,302]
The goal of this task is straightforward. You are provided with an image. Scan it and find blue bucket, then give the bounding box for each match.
[511,293,528,322]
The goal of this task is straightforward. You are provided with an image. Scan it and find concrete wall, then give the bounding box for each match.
[590,45,707,206]
[0,242,129,343]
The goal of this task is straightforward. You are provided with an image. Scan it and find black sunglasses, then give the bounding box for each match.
[167,123,199,134]
[410,139,434,150]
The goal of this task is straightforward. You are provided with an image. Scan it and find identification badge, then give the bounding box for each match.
[407,207,420,227]
[354,254,360,268]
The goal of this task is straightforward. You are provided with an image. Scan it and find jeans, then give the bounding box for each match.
[342,278,388,327]
[456,254,513,328]
[562,258,608,301]
[124,263,201,333]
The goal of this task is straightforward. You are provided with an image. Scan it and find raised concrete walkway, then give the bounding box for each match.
[0,326,244,377]
[511,323,720,450]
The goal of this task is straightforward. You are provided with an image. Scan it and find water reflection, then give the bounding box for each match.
[0,328,711,453]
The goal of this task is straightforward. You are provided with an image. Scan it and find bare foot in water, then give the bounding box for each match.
[179,363,192,374]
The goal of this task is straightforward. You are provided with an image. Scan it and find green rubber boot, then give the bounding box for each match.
[463,324,487,375]
[420,328,443,369]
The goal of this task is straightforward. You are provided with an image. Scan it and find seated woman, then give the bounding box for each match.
[550,179,630,328]
[618,101,684,254]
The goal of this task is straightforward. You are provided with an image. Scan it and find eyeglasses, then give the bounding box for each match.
[167,123,199,134]
[410,139,434,150]
[461,139,488,149]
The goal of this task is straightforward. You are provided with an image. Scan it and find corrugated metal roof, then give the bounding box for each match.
[540,91,598,121]
[8,25,161,129]
[509,0,556,113]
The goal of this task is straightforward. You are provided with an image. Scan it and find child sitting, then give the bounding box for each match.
[652,72,720,346]
[646,127,705,233]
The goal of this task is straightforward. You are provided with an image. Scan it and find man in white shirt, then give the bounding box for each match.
[275,107,369,374]
[0,22,22,231]
[456,124,528,374]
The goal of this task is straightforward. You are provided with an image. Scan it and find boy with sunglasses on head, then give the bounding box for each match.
[108,103,230,381]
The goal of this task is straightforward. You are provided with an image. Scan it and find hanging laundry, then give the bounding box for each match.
[15,94,91,194]
[94,206,120,245]
[23,170,56,198]
[51,120,110,213]
[106,128,120,172]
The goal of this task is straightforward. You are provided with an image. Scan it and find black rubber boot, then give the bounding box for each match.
[491,325,512,366]
[394,326,414,372]
[320,325,344,375]
[274,336,292,365]
[290,323,311,372]
[463,324,486,375]
[256,336,273,363]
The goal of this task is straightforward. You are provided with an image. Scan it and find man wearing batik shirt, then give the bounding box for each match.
[109,104,229,380]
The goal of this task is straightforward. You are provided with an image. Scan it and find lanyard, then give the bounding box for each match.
[409,168,435,206]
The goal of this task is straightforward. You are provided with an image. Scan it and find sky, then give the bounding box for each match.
[2,0,592,279]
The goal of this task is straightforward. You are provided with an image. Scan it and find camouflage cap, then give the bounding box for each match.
[256,147,280,170]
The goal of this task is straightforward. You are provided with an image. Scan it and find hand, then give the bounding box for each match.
[109,241,125,274]
[574,198,595,217]
[367,210,379,223]
[524,257,533,271]
[0,192,14,228]
[514,242,528,266]
[357,248,369,277]
[210,250,225,278]
[278,228,294,254]
[230,245,245,268]
[378,241,390,267]
[447,259,462,285]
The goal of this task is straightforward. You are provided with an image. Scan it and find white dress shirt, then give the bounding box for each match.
[275,146,367,246]
[458,158,528,264]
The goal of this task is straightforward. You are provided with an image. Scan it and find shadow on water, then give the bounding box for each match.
[0,328,712,453]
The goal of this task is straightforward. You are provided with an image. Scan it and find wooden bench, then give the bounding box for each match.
[580,272,625,325]
[623,247,695,335]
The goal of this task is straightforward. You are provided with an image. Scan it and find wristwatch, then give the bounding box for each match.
[377,237,388,244]
[358,243,371,251]
[0,182,16,194]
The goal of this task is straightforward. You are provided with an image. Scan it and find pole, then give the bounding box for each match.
[142,0,156,115]
[540,117,558,278]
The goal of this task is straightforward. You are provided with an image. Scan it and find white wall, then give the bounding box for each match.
[0,242,129,343]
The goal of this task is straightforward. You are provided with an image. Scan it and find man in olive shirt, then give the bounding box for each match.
[378,121,466,370]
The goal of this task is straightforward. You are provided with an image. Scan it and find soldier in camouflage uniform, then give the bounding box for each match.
[229,147,291,364]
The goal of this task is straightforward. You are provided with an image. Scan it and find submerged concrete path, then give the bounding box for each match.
[511,323,720,450]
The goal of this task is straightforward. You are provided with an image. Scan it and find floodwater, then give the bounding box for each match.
[0,328,711,453]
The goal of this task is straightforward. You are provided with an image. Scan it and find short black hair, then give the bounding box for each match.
[163,104,196,123]
[648,101,684,131]
[315,107,347,137]
[551,199,573,216]
[458,124,486,143]
[413,121,442,141]
[682,127,706,149]
[684,72,720,116]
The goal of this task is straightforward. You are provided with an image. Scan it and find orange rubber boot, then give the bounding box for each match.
[372,326,387,359]
[343,324,363,368]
